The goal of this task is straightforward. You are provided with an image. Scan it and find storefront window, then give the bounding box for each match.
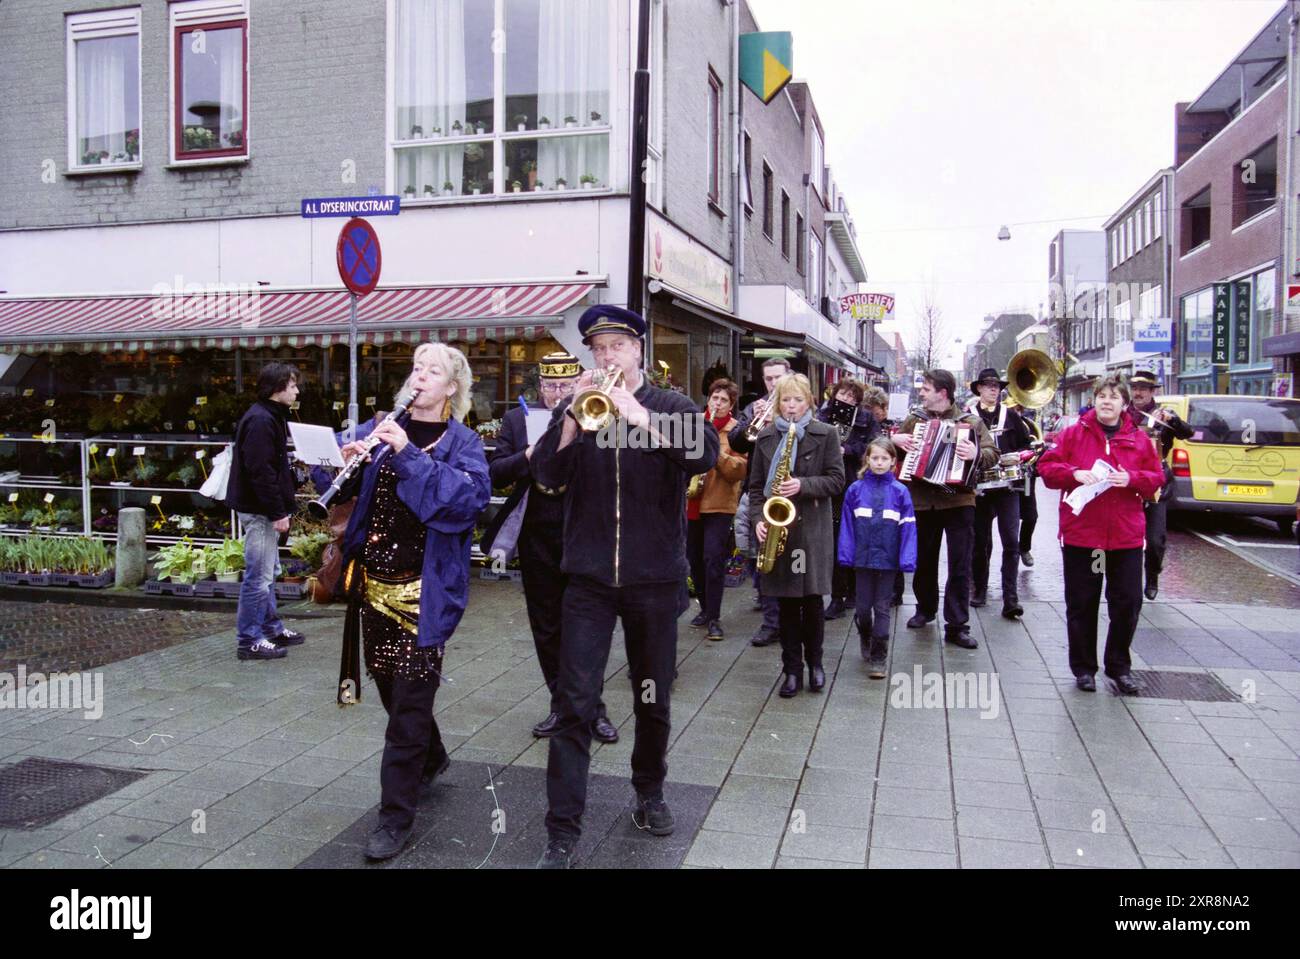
[1180,287,1212,373]
[1253,267,1274,365]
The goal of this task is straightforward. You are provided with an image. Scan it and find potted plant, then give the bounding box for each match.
[410,124,423,138]
[555,176,568,190]
[125,128,140,159]
[474,120,487,134]
[522,160,537,189]
[564,115,577,128]
[206,538,245,582]
[442,180,455,196]
[535,180,546,192]
[580,173,598,190]
[225,130,244,149]
[451,120,463,134]
[589,110,602,125]
[131,458,160,487]
[423,183,436,197]
[148,538,201,594]
[431,125,442,137]
[468,179,483,196]
[403,184,416,198]
[511,180,523,193]
[288,530,331,573]
[514,113,529,131]
[539,116,551,130]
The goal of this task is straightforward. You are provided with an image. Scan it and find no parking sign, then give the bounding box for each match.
[336,218,382,296]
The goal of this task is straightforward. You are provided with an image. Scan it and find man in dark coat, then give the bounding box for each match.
[967,368,1033,619]
[482,351,618,744]
[1127,369,1194,600]
[816,378,875,620]
[225,362,304,660]
[531,305,718,869]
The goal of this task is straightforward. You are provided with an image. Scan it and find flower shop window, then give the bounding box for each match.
[172,7,248,161]
[66,8,142,171]
[389,0,613,198]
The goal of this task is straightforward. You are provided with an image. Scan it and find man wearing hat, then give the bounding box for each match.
[531,304,718,868]
[1127,369,1193,600]
[482,351,619,746]
[968,367,1033,619]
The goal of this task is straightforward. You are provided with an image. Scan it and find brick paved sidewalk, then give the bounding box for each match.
[1,497,1298,869]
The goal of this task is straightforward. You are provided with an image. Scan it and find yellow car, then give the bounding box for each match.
[1160,394,1300,538]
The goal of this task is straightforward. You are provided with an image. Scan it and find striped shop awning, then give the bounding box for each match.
[0,281,597,354]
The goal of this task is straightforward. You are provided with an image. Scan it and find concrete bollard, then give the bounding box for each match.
[115,507,147,589]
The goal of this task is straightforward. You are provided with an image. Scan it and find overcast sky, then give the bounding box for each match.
[745,0,1283,369]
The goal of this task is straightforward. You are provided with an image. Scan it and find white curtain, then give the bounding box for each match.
[537,0,609,188]
[395,0,467,193]
[77,36,130,161]
[217,30,243,146]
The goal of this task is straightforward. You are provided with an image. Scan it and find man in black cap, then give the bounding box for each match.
[482,351,618,745]
[1127,369,1193,600]
[968,368,1032,619]
[531,304,718,868]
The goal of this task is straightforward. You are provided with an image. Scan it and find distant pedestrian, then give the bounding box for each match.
[838,438,916,679]
[226,363,303,661]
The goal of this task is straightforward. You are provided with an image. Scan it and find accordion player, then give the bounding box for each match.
[896,413,979,491]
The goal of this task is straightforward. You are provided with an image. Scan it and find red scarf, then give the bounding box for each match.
[688,410,734,520]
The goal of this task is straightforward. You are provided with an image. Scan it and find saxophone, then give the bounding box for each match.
[756,420,798,575]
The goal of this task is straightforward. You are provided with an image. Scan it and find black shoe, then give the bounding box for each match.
[706,620,724,642]
[1001,601,1023,620]
[891,593,904,607]
[868,655,888,680]
[750,594,764,612]
[778,672,801,698]
[970,590,987,608]
[808,665,826,692]
[270,629,305,647]
[751,628,779,647]
[1075,674,1096,692]
[689,611,709,628]
[1021,551,1034,568]
[1144,584,1158,601]
[823,599,846,621]
[592,715,619,744]
[536,839,575,869]
[420,751,451,786]
[365,823,412,861]
[1112,673,1142,695]
[532,712,561,738]
[237,639,287,661]
[945,631,978,649]
[906,613,934,629]
[633,795,676,836]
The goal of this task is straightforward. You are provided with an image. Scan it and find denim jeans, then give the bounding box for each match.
[235,512,284,646]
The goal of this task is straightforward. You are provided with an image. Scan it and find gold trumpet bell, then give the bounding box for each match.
[1005,349,1059,410]
[572,366,625,431]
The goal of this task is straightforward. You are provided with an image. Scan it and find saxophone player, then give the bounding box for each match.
[750,374,845,698]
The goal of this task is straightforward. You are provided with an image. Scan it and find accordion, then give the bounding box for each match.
[897,417,978,491]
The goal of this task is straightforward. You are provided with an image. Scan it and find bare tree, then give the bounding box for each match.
[911,288,948,374]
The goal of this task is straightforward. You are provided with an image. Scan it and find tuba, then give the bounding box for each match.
[571,366,625,432]
[1005,349,1059,411]
[756,421,798,575]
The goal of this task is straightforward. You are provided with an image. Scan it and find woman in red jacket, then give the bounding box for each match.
[1037,376,1163,694]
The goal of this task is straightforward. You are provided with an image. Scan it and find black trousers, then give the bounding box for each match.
[973,489,1021,603]
[687,513,733,621]
[1144,499,1168,586]
[1061,545,1143,679]
[545,577,678,842]
[373,671,447,832]
[913,506,975,637]
[854,568,896,643]
[778,595,825,674]
[519,523,606,719]
[830,494,856,605]
[1018,477,1038,553]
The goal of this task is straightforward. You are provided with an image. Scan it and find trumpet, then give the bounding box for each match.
[308,388,419,519]
[745,394,777,441]
[571,366,625,432]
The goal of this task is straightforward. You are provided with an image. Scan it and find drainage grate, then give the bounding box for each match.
[1124,670,1240,702]
[0,757,146,829]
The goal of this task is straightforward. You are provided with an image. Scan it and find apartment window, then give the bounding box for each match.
[809,232,823,307]
[827,261,838,312]
[762,162,774,238]
[795,213,805,273]
[1138,284,1161,321]
[1153,189,1163,239]
[390,0,611,199]
[1183,186,1212,250]
[1109,230,1118,269]
[1234,138,1278,226]
[811,127,825,198]
[780,190,790,259]
[172,1,249,160]
[1144,199,1154,247]
[67,8,141,171]
[646,0,664,209]
[707,68,722,206]
[1114,299,1132,344]
[741,131,753,214]
[1049,241,1057,276]
[1251,267,1274,363]
[1180,286,1213,372]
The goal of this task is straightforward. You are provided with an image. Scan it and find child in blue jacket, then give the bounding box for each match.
[838,438,917,678]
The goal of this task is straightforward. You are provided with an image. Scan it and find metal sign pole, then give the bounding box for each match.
[347,292,359,443]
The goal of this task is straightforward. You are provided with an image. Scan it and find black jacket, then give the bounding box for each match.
[533,378,719,587]
[972,402,1033,456]
[225,399,297,519]
[1127,404,1194,459]
[481,404,565,554]
[816,401,876,479]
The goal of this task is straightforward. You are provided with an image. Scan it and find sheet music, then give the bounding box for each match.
[1063,459,1116,515]
[288,422,346,468]
[525,409,553,446]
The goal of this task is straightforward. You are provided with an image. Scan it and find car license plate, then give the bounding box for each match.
[1222,484,1269,498]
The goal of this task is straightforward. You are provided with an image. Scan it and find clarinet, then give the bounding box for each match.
[308,388,420,519]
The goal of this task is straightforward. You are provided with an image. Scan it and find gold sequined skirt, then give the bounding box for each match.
[361,572,441,680]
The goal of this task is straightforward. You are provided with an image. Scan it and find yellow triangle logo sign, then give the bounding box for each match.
[763,49,792,102]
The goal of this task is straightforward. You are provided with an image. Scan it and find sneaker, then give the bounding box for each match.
[632,795,675,836]
[706,620,725,642]
[364,823,412,861]
[1021,551,1034,568]
[689,611,709,629]
[536,839,575,869]
[237,639,286,661]
[270,629,305,647]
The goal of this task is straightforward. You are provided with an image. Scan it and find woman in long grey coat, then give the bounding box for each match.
[751,373,845,698]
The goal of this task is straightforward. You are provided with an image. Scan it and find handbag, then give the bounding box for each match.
[199,445,233,501]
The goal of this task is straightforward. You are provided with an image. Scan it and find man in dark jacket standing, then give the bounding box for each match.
[816,378,875,620]
[226,363,303,661]
[967,368,1033,619]
[481,351,618,744]
[1127,369,1194,600]
[531,305,718,869]
[893,370,997,649]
